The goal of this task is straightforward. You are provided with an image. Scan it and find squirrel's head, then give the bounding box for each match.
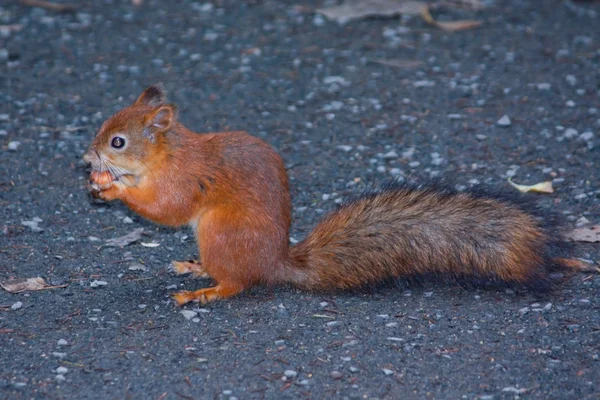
[83,84,178,184]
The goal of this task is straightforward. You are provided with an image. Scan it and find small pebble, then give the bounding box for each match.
[576,216,590,226]
[11,301,22,310]
[414,80,435,88]
[21,220,44,233]
[497,115,511,127]
[128,263,147,272]
[8,141,21,151]
[180,310,198,320]
[56,366,68,374]
[57,339,68,346]
[330,371,343,379]
[313,14,325,26]
[55,374,66,382]
[519,307,530,315]
[382,368,395,376]
[284,370,297,378]
[90,280,108,288]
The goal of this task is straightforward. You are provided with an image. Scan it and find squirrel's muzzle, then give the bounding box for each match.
[82,148,100,167]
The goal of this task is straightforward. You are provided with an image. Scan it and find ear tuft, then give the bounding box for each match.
[134,84,166,107]
[143,104,177,141]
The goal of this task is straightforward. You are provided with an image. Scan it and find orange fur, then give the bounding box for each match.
[83,85,586,305]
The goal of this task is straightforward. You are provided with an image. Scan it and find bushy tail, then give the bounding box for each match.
[284,181,569,291]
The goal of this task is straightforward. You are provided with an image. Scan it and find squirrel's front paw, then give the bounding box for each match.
[88,171,122,201]
[89,182,121,201]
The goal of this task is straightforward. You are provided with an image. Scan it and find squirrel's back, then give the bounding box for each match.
[285,180,567,291]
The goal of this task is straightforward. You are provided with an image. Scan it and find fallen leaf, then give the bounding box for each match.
[140,242,160,248]
[373,59,424,68]
[420,5,482,31]
[104,228,144,248]
[317,0,425,24]
[508,178,554,194]
[19,0,77,12]
[1,277,67,294]
[566,225,600,243]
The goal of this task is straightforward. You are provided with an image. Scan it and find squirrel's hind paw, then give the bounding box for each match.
[172,283,244,306]
[169,260,210,278]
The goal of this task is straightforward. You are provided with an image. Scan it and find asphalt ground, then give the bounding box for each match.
[1,0,599,398]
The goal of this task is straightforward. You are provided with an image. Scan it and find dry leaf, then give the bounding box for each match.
[374,59,424,68]
[104,228,144,248]
[1,277,67,294]
[421,5,482,31]
[19,0,77,12]
[566,225,600,243]
[508,178,554,194]
[318,0,426,24]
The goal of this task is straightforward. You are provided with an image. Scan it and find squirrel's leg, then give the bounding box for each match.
[172,281,244,305]
[169,260,210,278]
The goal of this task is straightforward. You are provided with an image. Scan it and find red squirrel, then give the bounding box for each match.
[83,85,590,305]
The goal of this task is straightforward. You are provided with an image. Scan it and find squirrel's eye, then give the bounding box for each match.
[111,136,125,149]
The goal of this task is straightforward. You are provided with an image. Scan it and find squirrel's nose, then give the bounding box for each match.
[82,148,98,164]
[82,151,93,164]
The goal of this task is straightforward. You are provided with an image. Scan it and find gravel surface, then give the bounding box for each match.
[1,0,599,398]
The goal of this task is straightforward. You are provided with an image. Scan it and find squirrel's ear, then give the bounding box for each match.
[134,84,166,107]
[143,104,177,140]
